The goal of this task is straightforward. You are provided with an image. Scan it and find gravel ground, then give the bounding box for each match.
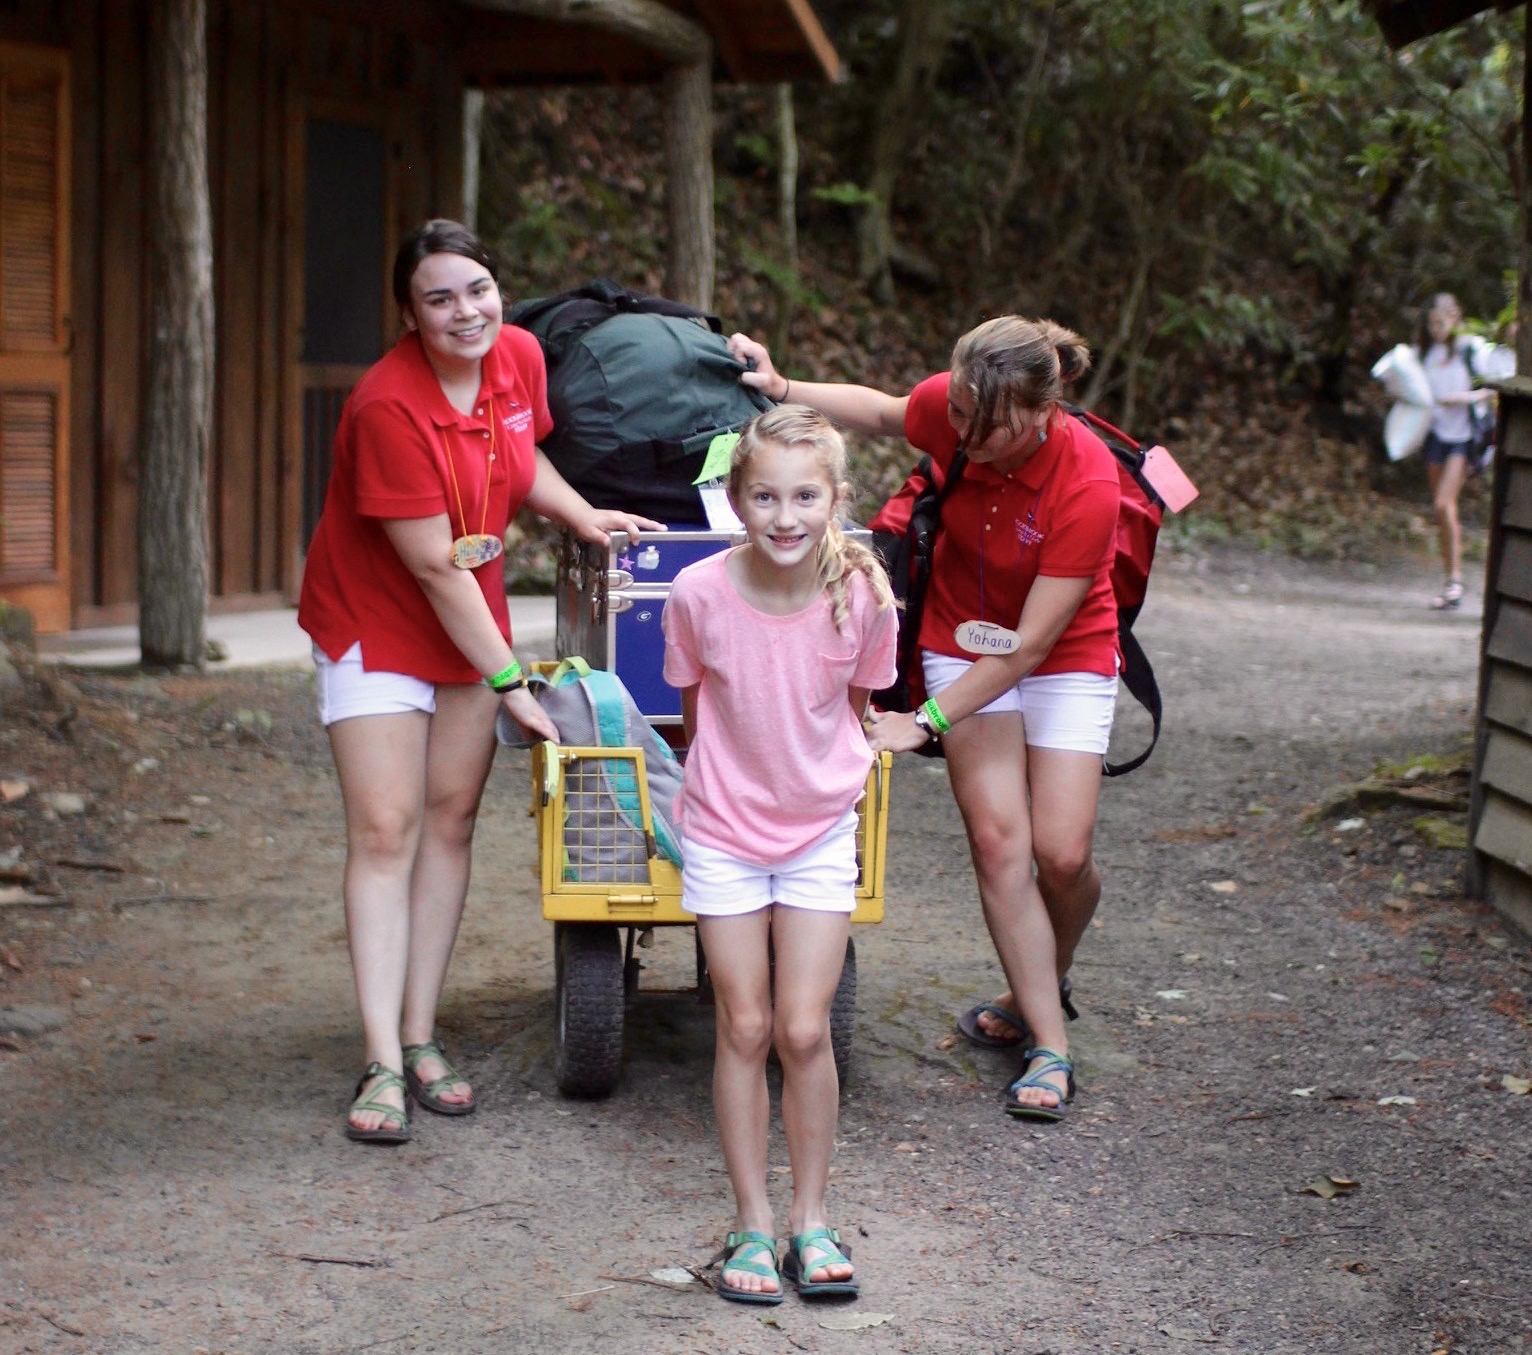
[1,544,1528,1355]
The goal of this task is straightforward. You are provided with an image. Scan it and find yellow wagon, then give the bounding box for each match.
[530,736,893,1097]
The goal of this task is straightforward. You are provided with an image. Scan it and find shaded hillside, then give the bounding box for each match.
[480,81,1496,585]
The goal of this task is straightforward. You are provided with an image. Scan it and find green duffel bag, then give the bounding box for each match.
[510,279,775,525]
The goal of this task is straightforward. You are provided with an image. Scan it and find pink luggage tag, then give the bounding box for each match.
[1140,445,1199,513]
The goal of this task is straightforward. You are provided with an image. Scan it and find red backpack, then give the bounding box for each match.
[869,407,1170,776]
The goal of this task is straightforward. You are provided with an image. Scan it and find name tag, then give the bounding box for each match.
[955,620,1019,655]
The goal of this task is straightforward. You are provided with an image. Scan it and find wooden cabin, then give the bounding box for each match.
[0,0,837,634]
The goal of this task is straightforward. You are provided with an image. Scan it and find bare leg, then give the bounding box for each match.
[974,745,1105,1041]
[944,712,1069,1110]
[1429,454,1467,590]
[772,906,854,1284]
[697,910,779,1297]
[399,682,499,1106]
[328,710,430,1132]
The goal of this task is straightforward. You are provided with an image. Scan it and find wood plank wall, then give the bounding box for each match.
[1471,377,1532,937]
[4,0,464,625]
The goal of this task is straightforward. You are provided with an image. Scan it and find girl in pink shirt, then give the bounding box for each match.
[662,406,896,1304]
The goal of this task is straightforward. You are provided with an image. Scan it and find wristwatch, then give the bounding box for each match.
[912,707,939,743]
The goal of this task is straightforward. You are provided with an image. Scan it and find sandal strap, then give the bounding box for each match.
[1009,1048,1075,1099]
[402,1040,468,1097]
[710,1231,779,1279]
[789,1227,850,1268]
[351,1063,407,1126]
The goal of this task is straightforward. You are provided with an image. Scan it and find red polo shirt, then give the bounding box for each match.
[298,325,552,683]
[903,372,1121,676]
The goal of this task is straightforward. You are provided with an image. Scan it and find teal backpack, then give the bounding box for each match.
[497,657,684,881]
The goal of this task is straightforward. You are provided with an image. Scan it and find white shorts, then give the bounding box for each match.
[313,642,437,726]
[681,809,860,917]
[922,653,1118,755]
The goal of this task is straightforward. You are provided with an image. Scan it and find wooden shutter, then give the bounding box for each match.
[0,42,70,632]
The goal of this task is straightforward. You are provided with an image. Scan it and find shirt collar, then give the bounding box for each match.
[966,410,1066,490]
[394,330,515,430]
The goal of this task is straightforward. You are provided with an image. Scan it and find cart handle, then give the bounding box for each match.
[538,739,561,804]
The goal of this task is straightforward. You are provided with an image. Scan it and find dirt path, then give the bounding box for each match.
[2,547,1529,1355]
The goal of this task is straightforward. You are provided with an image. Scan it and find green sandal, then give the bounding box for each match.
[402,1039,476,1116]
[1005,1047,1075,1123]
[782,1227,859,1299]
[707,1230,784,1305]
[345,1062,410,1144]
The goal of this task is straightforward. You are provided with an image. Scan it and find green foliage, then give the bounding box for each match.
[811,182,877,208]
[475,0,1526,562]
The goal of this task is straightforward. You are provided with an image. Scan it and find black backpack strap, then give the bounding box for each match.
[510,279,723,363]
[890,447,968,695]
[1104,622,1161,777]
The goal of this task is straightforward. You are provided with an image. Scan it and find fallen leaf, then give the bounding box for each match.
[1343,1260,1371,1274]
[1290,1086,1317,1098]
[935,1033,957,1051]
[0,779,29,802]
[1209,880,1239,893]
[1335,817,1365,832]
[1502,1074,1531,1095]
[1376,1095,1416,1106]
[1300,1174,1360,1199]
[647,1267,694,1286]
[819,1312,894,1331]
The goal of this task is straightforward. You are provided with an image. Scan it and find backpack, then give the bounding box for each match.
[496,657,684,882]
[869,407,1169,777]
[1460,342,1497,477]
[510,279,775,523]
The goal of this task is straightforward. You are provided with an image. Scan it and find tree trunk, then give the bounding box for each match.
[139,0,213,671]
[856,0,953,303]
[662,53,713,311]
[770,82,799,359]
[463,87,485,232]
[464,0,714,311]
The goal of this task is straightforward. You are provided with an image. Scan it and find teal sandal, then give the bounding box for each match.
[1005,1047,1075,1123]
[344,1062,410,1144]
[782,1227,859,1300]
[402,1039,476,1116]
[708,1230,783,1305]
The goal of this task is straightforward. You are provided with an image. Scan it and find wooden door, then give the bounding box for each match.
[0,43,70,633]
[287,107,393,574]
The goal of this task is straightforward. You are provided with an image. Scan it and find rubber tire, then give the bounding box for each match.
[554,923,625,1098]
[828,937,857,1085]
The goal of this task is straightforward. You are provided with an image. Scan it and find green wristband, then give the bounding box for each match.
[486,659,523,692]
[921,698,952,735]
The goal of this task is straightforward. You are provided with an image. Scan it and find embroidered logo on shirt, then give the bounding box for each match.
[505,404,532,435]
[1016,517,1045,548]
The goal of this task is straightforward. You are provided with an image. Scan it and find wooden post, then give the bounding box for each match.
[662,52,714,311]
[139,0,213,669]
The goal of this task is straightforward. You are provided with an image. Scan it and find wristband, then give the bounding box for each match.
[781,378,791,402]
[921,697,952,735]
[485,659,523,692]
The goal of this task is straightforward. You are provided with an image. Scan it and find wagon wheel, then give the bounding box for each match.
[554,923,625,1098]
[829,937,857,1086]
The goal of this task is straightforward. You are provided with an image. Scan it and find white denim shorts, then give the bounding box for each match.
[681,808,860,917]
[922,653,1118,755]
[312,642,437,726]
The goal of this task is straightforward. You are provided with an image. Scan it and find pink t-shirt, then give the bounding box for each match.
[662,549,898,865]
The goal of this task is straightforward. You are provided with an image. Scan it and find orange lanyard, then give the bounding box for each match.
[442,394,495,538]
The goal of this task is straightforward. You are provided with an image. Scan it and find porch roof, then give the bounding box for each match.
[456,0,841,87]
[1360,0,1523,47]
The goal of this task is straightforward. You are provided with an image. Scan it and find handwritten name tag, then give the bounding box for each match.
[955,620,1019,655]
